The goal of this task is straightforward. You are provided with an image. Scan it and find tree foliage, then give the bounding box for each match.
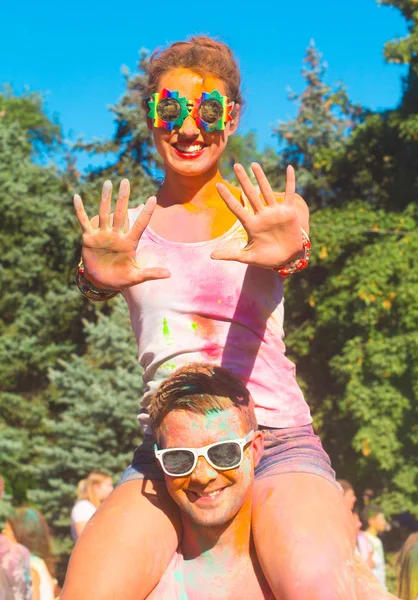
[75,50,158,195]
[29,299,144,574]
[328,0,418,211]
[0,100,83,508]
[280,1,418,515]
[285,202,418,515]
[0,87,62,154]
[380,0,418,74]
[269,42,363,209]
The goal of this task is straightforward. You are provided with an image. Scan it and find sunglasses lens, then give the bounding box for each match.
[208,442,241,469]
[162,450,195,475]
[199,99,223,124]
[157,98,181,122]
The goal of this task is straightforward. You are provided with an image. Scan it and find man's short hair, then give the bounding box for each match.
[337,479,353,494]
[149,363,257,443]
[362,504,383,526]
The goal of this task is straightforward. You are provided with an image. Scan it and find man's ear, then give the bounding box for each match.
[252,430,264,468]
[229,104,240,135]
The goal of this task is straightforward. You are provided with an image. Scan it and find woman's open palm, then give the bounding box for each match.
[73,179,170,289]
[211,164,304,269]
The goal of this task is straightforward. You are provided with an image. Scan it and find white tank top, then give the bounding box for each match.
[30,556,55,600]
[123,205,311,430]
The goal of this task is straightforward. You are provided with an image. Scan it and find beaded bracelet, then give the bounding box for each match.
[75,260,120,302]
[273,228,311,277]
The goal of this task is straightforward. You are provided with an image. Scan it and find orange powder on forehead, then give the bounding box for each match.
[143,35,243,111]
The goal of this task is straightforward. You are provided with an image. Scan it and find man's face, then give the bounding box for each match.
[352,511,362,532]
[370,512,387,533]
[158,407,263,527]
[343,488,357,511]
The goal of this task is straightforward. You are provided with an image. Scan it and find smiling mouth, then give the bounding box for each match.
[186,488,226,502]
[172,142,206,157]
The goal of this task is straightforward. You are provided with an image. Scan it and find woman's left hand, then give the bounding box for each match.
[211,163,307,269]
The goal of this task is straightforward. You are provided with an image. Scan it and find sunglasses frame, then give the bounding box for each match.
[148,88,234,132]
[154,430,254,477]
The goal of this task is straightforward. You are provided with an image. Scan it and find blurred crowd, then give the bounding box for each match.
[0,472,113,600]
[338,479,418,599]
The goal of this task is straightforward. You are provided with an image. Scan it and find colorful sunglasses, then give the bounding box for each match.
[148,88,234,132]
[154,430,254,477]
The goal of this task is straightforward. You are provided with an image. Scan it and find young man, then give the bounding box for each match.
[146,363,272,599]
[362,504,388,589]
[337,479,357,512]
[144,364,399,600]
[352,508,374,569]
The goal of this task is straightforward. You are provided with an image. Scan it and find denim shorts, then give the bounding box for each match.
[118,424,338,489]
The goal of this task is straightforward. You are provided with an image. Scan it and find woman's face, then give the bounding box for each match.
[95,478,114,502]
[149,68,239,178]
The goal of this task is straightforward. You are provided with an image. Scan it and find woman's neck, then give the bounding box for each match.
[157,163,226,209]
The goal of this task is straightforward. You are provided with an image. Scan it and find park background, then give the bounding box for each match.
[1,0,417,592]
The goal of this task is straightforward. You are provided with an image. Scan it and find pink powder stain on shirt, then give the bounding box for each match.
[189,314,221,360]
[203,343,221,360]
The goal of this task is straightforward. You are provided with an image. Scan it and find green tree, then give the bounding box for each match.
[76,51,157,197]
[220,130,266,181]
[72,51,161,239]
[328,1,418,210]
[280,4,418,513]
[380,0,418,74]
[0,96,83,504]
[0,87,62,155]
[29,298,144,576]
[285,201,418,515]
[269,41,362,209]
[15,56,160,574]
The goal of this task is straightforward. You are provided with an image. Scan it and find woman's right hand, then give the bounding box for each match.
[73,179,170,289]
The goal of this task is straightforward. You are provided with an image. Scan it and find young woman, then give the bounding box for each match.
[4,507,57,600]
[64,36,360,600]
[70,472,114,541]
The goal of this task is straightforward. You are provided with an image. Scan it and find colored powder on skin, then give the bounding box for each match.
[191,322,197,331]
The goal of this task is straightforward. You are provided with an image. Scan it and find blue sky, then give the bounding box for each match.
[2,0,408,173]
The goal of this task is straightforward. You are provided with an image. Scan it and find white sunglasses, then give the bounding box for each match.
[154,430,254,477]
